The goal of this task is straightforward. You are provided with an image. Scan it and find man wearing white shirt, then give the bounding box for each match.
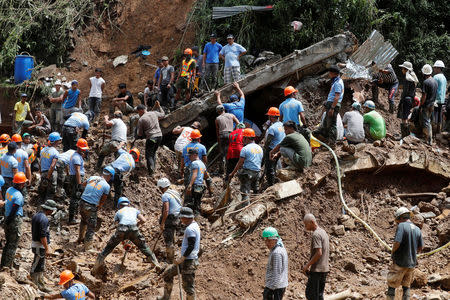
[88,68,106,121]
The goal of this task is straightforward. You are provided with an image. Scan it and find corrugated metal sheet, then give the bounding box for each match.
[342,30,398,79]
[212,5,273,20]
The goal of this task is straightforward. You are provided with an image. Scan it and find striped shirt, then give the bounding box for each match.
[373,64,398,84]
[265,241,289,290]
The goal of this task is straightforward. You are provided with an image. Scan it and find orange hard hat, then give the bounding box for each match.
[0,134,11,143]
[58,270,75,285]
[190,129,202,139]
[130,148,140,162]
[11,134,22,142]
[243,128,256,138]
[266,107,280,117]
[284,86,298,97]
[76,138,89,151]
[184,48,193,55]
[13,172,28,184]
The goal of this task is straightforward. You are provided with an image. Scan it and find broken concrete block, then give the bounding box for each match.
[275,180,303,200]
[421,212,436,219]
[418,202,440,216]
[436,217,450,244]
[427,273,442,284]
[332,225,345,236]
[113,55,128,67]
[347,206,361,217]
[235,201,277,228]
[276,169,300,182]
[339,215,356,230]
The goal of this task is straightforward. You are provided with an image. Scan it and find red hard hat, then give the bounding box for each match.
[13,172,28,184]
[76,138,89,151]
[284,86,298,97]
[243,128,256,138]
[190,129,202,139]
[266,107,280,117]
[58,270,75,285]
[11,134,22,142]
[184,48,193,55]
[130,148,140,162]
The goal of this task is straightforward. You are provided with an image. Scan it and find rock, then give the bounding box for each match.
[240,55,255,66]
[427,273,442,284]
[338,215,356,230]
[411,269,428,287]
[235,201,277,228]
[66,260,79,273]
[113,55,128,67]
[347,206,361,217]
[440,274,450,290]
[343,260,360,273]
[418,201,440,215]
[436,217,450,244]
[437,192,447,200]
[332,225,345,236]
[444,197,450,209]
[362,253,379,264]
[82,60,88,67]
[276,169,300,182]
[275,180,303,200]
[420,211,436,219]
[411,213,424,228]
[426,293,442,300]
[373,140,382,147]
[36,64,59,79]
[442,184,450,194]
[80,270,103,288]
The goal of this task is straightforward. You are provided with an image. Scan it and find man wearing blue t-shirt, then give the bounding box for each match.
[62,112,90,152]
[77,168,112,251]
[264,107,285,186]
[68,138,89,225]
[44,269,95,300]
[109,148,138,206]
[313,65,344,146]
[157,177,182,263]
[40,132,61,201]
[61,80,82,124]
[219,34,247,84]
[185,148,212,215]
[215,82,246,123]
[180,130,207,187]
[92,197,160,274]
[0,142,19,198]
[203,33,223,89]
[279,86,307,126]
[229,128,263,206]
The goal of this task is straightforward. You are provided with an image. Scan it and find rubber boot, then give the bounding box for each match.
[389,102,395,114]
[400,123,408,138]
[145,252,162,270]
[76,225,87,244]
[402,287,410,300]
[91,255,105,275]
[157,282,173,300]
[166,247,175,264]
[37,272,51,292]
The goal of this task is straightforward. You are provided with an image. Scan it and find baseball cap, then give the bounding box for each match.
[210,33,217,38]
[161,56,169,61]
[227,34,234,39]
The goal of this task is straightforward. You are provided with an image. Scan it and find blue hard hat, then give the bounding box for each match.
[117,197,130,207]
[48,132,62,142]
[103,165,115,177]
[0,175,5,187]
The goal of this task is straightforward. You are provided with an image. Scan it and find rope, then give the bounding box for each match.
[312,136,450,257]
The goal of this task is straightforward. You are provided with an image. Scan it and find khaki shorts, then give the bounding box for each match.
[387,263,415,288]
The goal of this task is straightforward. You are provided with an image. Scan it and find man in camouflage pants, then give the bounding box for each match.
[92,197,160,274]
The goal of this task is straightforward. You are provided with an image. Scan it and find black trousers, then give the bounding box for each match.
[305,272,328,300]
[145,136,162,175]
[62,125,78,151]
[263,287,285,300]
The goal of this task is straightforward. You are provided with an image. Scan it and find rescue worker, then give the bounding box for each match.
[108,148,139,207]
[0,141,19,198]
[157,178,182,263]
[0,172,27,268]
[21,133,33,152]
[96,111,127,170]
[62,112,90,152]
[61,80,82,122]
[30,199,58,292]
[0,133,11,158]
[264,107,285,186]
[77,167,113,251]
[228,128,263,206]
[12,134,31,201]
[92,197,160,273]
[158,207,200,300]
[180,130,207,187]
[313,65,344,146]
[43,269,95,299]
[420,64,438,145]
[185,148,212,216]
[40,132,61,201]
[68,138,89,225]
[371,62,399,113]
[262,227,288,300]
[226,123,245,181]
[56,149,75,199]
[175,48,196,102]
[386,207,423,300]
[0,175,4,204]
[362,101,386,141]
[215,104,239,174]
[279,86,307,127]
[172,121,201,172]
[270,121,312,172]
[398,61,418,138]
[432,60,447,133]
[215,82,245,123]
[136,102,165,176]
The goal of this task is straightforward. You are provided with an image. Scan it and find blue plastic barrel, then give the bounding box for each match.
[14,53,34,84]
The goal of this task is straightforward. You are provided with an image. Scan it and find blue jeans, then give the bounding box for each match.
[88,97,102,121]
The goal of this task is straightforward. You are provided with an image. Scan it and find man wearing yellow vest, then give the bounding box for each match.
[175,48,196,103]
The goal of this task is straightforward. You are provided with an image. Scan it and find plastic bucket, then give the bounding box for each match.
[14,52,34,84]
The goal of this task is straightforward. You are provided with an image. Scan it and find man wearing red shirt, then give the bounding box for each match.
[226,123,245,181]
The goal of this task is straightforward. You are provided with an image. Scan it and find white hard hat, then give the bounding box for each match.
[55,80,62,85]
[421,64,433,75]
[363,100,376,110]
[433,60,445,68]
[395,207,410,219]
[157,178,171,188]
